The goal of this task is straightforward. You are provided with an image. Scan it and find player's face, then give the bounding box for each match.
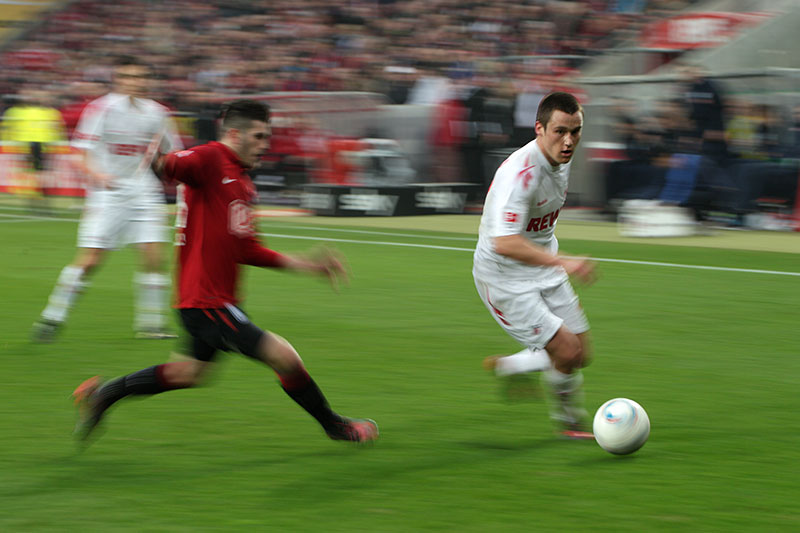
[237,120,271,168]
[114,65,150,99]
[535,110,583,166]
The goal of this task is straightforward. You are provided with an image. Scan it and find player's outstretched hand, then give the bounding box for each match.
[307,246,350,292]
[561,257,597,285]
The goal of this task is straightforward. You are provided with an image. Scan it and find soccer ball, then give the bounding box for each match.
[592,398,650,455]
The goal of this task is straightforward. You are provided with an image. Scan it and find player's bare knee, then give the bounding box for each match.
[259,331,303,373]
[550,336,583,370]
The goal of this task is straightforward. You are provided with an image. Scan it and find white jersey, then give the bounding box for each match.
[72,92,182,194]
[473,139,570,283]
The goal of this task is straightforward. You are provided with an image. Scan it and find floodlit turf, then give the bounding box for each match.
[1,203,799,531]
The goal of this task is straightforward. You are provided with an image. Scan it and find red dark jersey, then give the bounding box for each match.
[164,141,285,308]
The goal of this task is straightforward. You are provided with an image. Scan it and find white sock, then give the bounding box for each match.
[543,368,587,425]
[134,272,169,331]
[494,348,552,376]
[41,265,86,323]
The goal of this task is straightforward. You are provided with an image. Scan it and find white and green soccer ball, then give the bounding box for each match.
[593,398,650,455]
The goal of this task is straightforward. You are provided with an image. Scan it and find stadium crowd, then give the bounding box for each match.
[1,0,797,224]
[0,0,692,111]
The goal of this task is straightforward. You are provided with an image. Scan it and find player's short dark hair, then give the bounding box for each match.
[536,92,583,128]
[219,100,270,132]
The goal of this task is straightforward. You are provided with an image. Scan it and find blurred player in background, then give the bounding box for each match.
[0,87,67,213]
[72,100,379,445]
[473,92,595,439]
[32,56,182,342]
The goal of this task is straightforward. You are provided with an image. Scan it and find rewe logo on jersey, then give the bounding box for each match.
[526,208,561,232]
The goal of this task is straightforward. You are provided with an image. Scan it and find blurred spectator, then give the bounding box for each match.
[1,87,67,211]
[727,102,800,221]
[458,76,516,189]
[725,98,762,161]
[407,66,453,106]
[429,94,466,183]
[604,98,670,204]
[383,66,417,105]
[680,63,729,166]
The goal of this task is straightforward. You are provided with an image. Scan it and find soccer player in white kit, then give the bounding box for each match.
[32,56,182,342]
[473,92,596,439]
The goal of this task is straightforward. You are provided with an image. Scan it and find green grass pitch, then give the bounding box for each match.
[0,202,798,532]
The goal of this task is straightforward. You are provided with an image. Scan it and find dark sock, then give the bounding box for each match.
[279,369,338,429]
[95,364,178,411]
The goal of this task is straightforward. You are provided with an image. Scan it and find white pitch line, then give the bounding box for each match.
[0,212,77,223]
[259,223,477,241]
[584,257,800,277]
[259,232,476,252]
[0,212,795,277]
[258,231,800,277]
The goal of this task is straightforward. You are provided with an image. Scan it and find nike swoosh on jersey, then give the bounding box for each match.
[536,199,548,206]
[222,176,236,184]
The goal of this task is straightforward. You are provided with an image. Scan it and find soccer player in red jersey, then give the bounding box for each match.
[73,100,378,444]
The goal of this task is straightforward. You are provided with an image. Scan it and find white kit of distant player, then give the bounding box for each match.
[73,93,180,249]
[33,58,183,342]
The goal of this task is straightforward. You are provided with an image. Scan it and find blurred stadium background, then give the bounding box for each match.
[1,0,798,229]
[2,3,800,531]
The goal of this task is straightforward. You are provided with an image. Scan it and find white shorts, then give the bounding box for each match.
[77,189,168,249]
[474,274,589,350]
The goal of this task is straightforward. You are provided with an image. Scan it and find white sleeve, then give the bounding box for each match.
[158,112,183,153]
[71,100,107,152]
[487,162,538,237]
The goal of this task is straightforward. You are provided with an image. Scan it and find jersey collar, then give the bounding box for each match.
[210,141,247,169]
